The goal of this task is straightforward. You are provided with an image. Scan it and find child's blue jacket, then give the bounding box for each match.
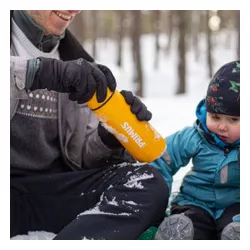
[150,100,240,219]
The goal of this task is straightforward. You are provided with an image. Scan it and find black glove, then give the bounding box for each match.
[27,57,116,104]
[98,122,123,149]
[98,90,152,149]
[120,90,152,121]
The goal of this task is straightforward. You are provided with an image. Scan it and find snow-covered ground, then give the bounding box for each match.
[11,31,239,240]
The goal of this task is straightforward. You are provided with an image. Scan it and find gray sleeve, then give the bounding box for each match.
[10,55,29,99]
[81,109,126,168]
[10,56,40,99]
[62,98,127,169]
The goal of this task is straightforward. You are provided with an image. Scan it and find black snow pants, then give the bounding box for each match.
[11,163,169,240]
[170,203,240,240]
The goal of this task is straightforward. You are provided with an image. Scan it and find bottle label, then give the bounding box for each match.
[121,122,146,148]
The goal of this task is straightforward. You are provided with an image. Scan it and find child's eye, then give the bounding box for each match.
[230,117,240,122]
[212,115,220,120]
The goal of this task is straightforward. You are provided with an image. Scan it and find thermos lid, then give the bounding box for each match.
[86,88,114,110]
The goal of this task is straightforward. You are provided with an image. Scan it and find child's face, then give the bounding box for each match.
[206,112,240,144]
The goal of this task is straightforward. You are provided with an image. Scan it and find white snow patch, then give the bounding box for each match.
[117,162,130,168]
[117,162,147,168]
[107,197,119,206]
[78,205,131,217]
[11,231,56,240]
[124,173,154,189]
[126,171,133,176]
[134,167,142,171]
[101,123,128,143]
[78,193,131,217]
[124,181,143,189]
[129,173,154,182]
[81,236,94,240]
[124,200,137,205]
[131,162,148,167]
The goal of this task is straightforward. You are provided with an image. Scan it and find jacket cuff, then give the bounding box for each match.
[26,58,40,90]
[10,56,28,99]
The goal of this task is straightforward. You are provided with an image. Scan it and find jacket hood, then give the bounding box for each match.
[195,99,240,149]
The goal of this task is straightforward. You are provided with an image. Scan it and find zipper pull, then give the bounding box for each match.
[224,148,230,156]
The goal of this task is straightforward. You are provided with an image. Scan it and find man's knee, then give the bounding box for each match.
[151,166,169,205]
[132,164,169,204]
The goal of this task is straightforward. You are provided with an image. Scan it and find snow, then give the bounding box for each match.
[77,192,132,217]
[10,31,239,240]
[107,197,119,206]
[101,122,129,143]
[124,173,154,189]
[11,231,56,240]
[125,201,137,205]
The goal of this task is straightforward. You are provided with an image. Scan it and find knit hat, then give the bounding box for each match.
[205,60,240,117]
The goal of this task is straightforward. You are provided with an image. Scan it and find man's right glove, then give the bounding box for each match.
[26,57,117,104]
[120,90,152,121]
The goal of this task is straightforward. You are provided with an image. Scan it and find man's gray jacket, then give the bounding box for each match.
[10,13,133,172]
[10,55,128,171]
[10,9,134,171]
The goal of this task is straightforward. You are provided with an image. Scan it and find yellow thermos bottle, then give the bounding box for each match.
[86,89,166,163]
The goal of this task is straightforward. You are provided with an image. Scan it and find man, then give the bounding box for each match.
[10,10,169,240]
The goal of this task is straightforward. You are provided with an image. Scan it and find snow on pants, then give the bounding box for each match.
[11,163,169,240]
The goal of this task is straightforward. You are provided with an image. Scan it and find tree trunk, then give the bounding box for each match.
[236,10,240,59]
[206,10,213,78]
[91,10,98,58]
[176,10,187,95]
[192,10,201,62]
[116,10,125,67]
[165,10,173,54]
[153,10,161,69]
[131,11,143,97]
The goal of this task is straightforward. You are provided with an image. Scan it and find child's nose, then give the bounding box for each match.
[218,121,228,131]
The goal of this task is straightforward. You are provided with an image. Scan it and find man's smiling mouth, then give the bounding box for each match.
[54,11,72,21]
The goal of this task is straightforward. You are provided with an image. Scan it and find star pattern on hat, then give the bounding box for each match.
[229,81,240,93]
[206,96,228,114]
[232,62,240,73]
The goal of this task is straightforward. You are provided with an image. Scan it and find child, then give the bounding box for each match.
[152,61,240,240]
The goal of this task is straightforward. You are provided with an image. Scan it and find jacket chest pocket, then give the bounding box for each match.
[216,162,240,187]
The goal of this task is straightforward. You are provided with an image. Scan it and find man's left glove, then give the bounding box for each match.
[26,57,116,104]
[98,90,152,149]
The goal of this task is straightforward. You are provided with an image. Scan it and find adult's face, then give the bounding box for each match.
[25,10,81,35]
